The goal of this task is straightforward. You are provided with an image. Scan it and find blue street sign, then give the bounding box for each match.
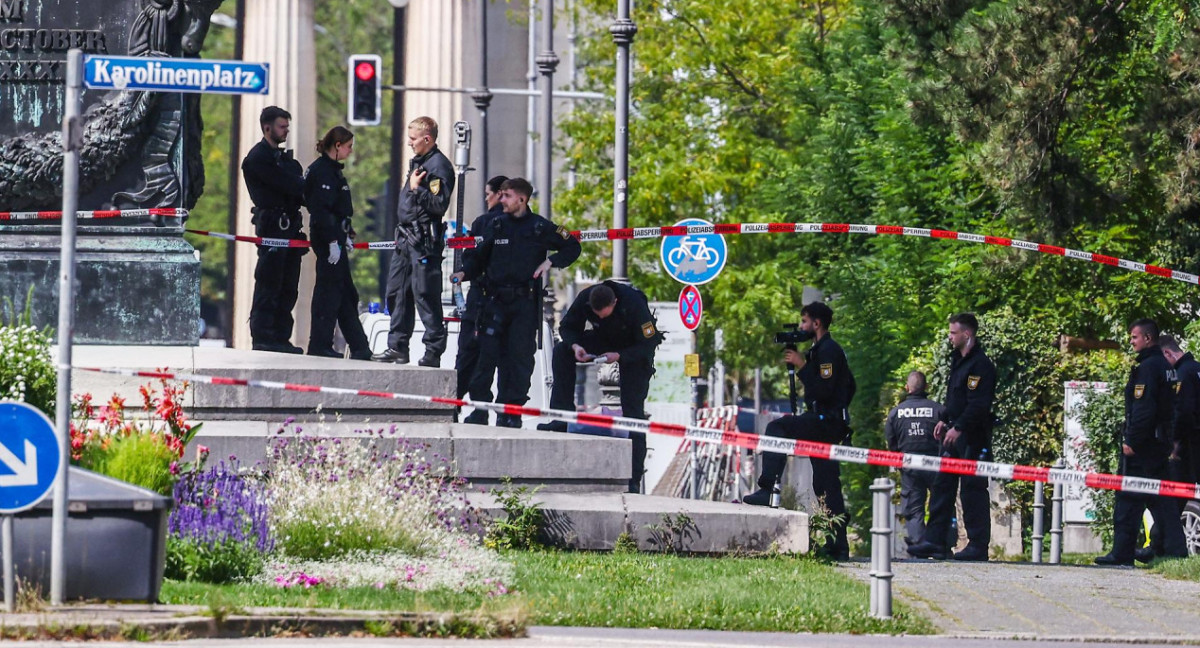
[0,401,61,514]
[83,55,270,95]
[660,218,727,285]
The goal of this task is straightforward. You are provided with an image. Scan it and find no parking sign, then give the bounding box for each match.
[679,285,702,331]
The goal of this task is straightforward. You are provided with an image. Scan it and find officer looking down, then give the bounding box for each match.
[885,371,945,547]
[537,280,664,493]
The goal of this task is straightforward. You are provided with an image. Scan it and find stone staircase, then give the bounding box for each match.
[72,346,809,554]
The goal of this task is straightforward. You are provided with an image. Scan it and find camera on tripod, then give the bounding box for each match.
[773,323,814,349]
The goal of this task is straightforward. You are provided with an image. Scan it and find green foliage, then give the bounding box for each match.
[0,323,56,416]
[77,433,180,495]
[484,478,546,552]
[806,495,848,554]
[165,537,264,585]
[644,512,698,554]
[612,531,639,554]
[1073,363,1130,547]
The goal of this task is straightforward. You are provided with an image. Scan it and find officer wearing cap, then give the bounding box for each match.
[885,371,945,547]
[374,116,455,367]
[242,105,307,354]
[538,280,664,492]
[451,177,581,428]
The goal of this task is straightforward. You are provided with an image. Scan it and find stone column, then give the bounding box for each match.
[232,0,318,350]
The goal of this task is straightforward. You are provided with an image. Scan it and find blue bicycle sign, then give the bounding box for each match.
[660,218,727,285]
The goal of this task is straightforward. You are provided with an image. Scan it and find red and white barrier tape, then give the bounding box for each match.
[0,208,188,221]
[75,365,1200,500]
[186,220,1198,287]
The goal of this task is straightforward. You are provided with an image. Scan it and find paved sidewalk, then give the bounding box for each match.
[843,558,1200,640]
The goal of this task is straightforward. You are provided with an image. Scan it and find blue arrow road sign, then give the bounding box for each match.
[660,218,727,285]
[84,55,270,95]
[0,402,61,514]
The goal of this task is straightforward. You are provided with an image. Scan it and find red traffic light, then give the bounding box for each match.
[354,61,376,82]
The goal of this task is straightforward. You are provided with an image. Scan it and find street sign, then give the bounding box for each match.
[660,218,727,285]
[0,402,61,514]
[684,354,701,378]
[83,55,270,95]
[679,285,703,331]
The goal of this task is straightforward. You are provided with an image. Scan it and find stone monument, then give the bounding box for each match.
[0,0,222,344]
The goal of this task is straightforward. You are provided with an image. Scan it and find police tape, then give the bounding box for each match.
[75,365,1200,500]
[184,220,1198,287]
[0,208,188,222]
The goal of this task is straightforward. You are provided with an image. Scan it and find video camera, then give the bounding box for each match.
[773,323,814,349]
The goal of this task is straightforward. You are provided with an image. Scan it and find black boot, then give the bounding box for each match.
[462,410,488,426]
[496,413,521,429]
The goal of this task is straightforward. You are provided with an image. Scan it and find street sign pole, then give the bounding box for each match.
[51,48,83,606]
[3,515,13,612]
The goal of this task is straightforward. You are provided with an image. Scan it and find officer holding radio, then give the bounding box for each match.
[743,301,855,561]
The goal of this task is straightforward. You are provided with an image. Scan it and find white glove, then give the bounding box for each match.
[327,241,341,265]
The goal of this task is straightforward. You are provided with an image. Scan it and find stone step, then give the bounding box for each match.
[189,420,631,493]
[470,491,809,554]
[71,346,454,422]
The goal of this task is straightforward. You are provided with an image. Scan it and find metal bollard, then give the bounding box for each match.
[1050,460,1064,564]
[1032,481,1045,563]
[869,477,894,619]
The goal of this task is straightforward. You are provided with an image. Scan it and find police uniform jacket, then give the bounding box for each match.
[304,154,353,253]
[242,139,305,235]
[461,202,505,320]
[1125,345,1174,455]
[886,391,945,455]
[396,146,454,244]
[461,210,581,288]
[559,281,663,365]
[943,343,996,450]
[1170,352,1200,446]
[798,334,856,424]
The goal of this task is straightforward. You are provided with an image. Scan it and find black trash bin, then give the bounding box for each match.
[11,466,172,602]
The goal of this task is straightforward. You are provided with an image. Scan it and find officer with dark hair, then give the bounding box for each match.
[909,312,996,562]
[374,116,455,367]
[1095,320,1187,565]
[885,371,945,546]
[538,280,664,492]
[743,301,855,560]
[454,175,509,400]
[451,177,581,428]
[242,105,307,353]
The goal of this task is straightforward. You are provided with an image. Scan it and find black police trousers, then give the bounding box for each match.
[250,246,304,346]
[900,468,937,545]
[455,315,497,400]
[548,337,655,491]
[1113,449,1186,560]
[760,413,849,557]
[308,251,370,356]
[469,293,539,407]
[384,243,447,357]
[923,442,990,554]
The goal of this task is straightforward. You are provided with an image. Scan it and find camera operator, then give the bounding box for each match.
[743,301,855,561]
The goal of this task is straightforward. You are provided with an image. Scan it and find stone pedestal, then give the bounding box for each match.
[0,223,199,345]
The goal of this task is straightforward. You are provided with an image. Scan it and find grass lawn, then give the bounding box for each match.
[161,551,933,635]
[1152,554,1200,579]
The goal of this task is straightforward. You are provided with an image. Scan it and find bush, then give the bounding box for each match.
[483,478,545,551]
[166,462,272,583]
[79,432,180,495]
[0,323,56,416]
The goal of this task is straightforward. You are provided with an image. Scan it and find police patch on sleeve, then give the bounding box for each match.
[820,363,833,379]
[642,322,656,338]
[1134,384,1145,399]
[430,178,442,195]
[967,376,981,390]
[557,225,570,239]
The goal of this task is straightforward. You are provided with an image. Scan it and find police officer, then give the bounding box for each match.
[743,302,855,560]
[885,371,945,546]
[454,175,508,399]
[373,116,455,366]
[451,177,581,428]
[538,280,664,492]
[242,106,307,353]
[1095,319,1187,565]
[909,313,995,562]
[304,126,371,360]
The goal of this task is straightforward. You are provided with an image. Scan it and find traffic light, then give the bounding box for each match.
[347,54,382,126]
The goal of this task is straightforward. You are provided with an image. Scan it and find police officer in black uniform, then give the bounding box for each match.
[743,302,855,560]
[451,177,581,428]
[242,106,307,353]
[373,116,455,366]
[304,126,371,360]
[909,313,995,562]
[885,371,946,546]
[538,280,664,492]
[454,175,508,399]
[1094,320,1187,565]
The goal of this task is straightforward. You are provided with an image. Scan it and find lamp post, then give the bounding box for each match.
[383,0,409,303]
[611,0,636,282]
[536,0,559,217]
[472,0,493,215]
